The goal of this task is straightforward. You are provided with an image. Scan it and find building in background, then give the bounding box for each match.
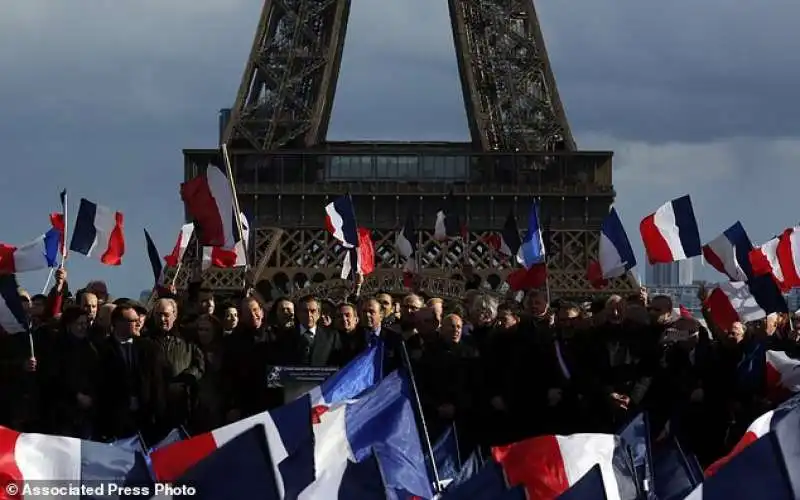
[645,258,695,286]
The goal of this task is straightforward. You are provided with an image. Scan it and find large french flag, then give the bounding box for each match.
[0,274,28,335]
[297,371,433,499]
[640,195,701,264]
[705,393,800,477]
[0,427,152,498]
[69,198,125,266]
[587,207,636,287]
[150,344,383,495]
[492,433,638,500]
[702,221,753,281]
[180,164,238,249]
[0,227,61,274]
[325,196,359,248]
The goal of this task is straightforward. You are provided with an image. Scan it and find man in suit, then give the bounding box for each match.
[95,303,165,444]
[296,295,339,367]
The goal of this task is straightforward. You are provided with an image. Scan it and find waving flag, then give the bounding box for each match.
[69,198,125,266]
[144,229,164,287]
[702,222,753,281]
[749,227,800,291]
[202,212,249,270]
[492,212,522,258]
[0,427,152,497]
[433,193,463,241]
[765,350,800,402]
[325,196,359,248]
[181,164,238,248]
[0,226,61,274]
[704,280,786,332]
[341,227,374,280]
[0,274,28,335]
[164,223,195,267]
[150,343,383,494]
[640,195,701,264]
[492,433,638,500]
[588,207,636,287]
[395,212,418,273]
[517,200,546,268]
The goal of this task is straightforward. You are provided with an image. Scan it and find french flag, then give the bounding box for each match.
[180,164,238,249]
[516,200,546,269]
[765,350,800,403]
[705,393,800,478]
[587,207,636,288]
[0,274,28,335]
[164,223,195,268]
[0,226,61,274]
[150,344,382,495]
[202,213,249,270]
[68,198,125,266]
[702,221,753,281]
[144,229,164,287]
[325,196,359,248]
[0,427,152,497]
[703,281,773,332]
[492,433,638,500]
[749,227,800,291]
[395,212,418,274]
[341,227,375,280]
[297,371,433,499]
[433,194,463,242]
[640,195,701,264]
[496,212,522,258]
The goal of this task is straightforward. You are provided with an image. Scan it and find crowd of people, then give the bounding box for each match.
[1,265,799,469]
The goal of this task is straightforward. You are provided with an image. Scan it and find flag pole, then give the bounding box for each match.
[221,144,250,292]
[399,340,441,492]
[61,190,69,264]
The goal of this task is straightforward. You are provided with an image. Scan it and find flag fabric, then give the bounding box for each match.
[150,344,383,492]
[705,393,800,476]
[0,226,61,274]
[703,281,774,331]
[765,350,800,402]
[325,196,359,248]
[441,460,513,499]
[618,413,654,498]
[50,212,66,254]
[150,427,189,453]
[491,433,638,500]
[640,195,701,264]
[748,235,782,283]
[0,274,28,335]
[687,432,795,499]
[110,435,146,454]
[506,264,547,291]
[748,227,800,291]
[144,229,164,287]
[0,427,152,497]
[433,195,463,241]
[296,371,433,499]
[164,223,195,267]
[516,200,546,268]
[336,452,392,499]
[180,164,238,249]
[588,207,636,287]
[428,424,462,489]
[69,198,125,265]
[497,212,522,258]
[702,222,753,281]
[341,227,375,280]
[201,212,249,270]
[175,424,281,500]
[395,212,418,274]
[652,436,703,500]
[557,464,608,500]
[446,450,485,490]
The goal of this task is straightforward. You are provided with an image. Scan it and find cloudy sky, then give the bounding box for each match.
[1,0,798,297]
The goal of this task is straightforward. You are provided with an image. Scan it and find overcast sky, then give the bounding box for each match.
[1,1,798,297]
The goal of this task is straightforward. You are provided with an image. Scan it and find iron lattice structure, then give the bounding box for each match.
[177,0,636,299]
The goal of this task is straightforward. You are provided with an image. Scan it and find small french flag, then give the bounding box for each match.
[516,200,546,269]
[587,207,636,287]
[640,195,701,264]
[69,198,125,266]
[325,196,359,248]
[703,221,753,281]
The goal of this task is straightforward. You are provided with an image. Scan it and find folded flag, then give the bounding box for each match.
[150,343,383,495]
[181,164,238,249]
[0,225,61,274]
[0,274,28,335]
[492,433,638,500]
[325,196,359,248]
[702,221,753,281]
[640,195,701,264]
[175,424,281,500]
[588,206,636,288]
[0,426,151,498]
[69,198,125,266]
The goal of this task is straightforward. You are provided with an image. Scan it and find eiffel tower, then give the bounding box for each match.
[174,0,634,300]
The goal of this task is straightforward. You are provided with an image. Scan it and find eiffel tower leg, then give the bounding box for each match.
[449,0,575,152]
[223,0,351,151]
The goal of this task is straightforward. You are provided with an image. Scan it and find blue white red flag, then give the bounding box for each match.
[325,196,359,248]
[640,195,701,264]
[0,224,61,274]
[516,200,546,269]
[69,198,125,266]
[702,221,753,281]
[588,207,636,287]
